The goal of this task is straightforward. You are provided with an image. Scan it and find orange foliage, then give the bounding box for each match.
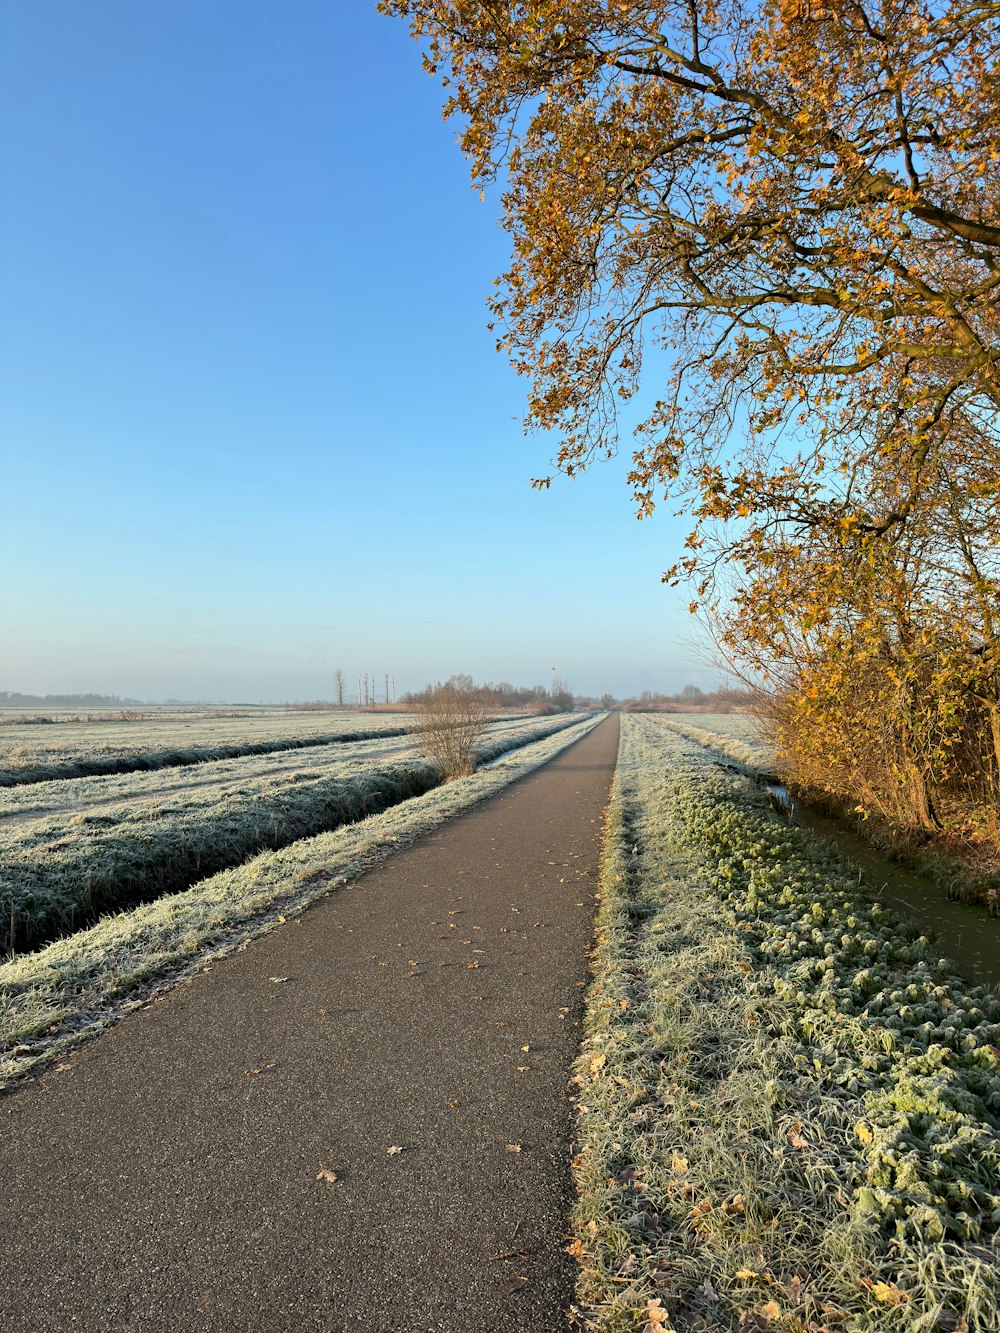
[383,0,1000,831]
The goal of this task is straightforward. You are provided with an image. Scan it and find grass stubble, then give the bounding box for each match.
[570,715,1000,1331]
[0,713,602,1086]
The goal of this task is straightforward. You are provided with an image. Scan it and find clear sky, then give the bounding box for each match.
[1,1,715,702]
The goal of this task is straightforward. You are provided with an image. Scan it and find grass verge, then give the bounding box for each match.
[0,712,604,1087]
[570,715,1000,1331]
[662,716,1000,915]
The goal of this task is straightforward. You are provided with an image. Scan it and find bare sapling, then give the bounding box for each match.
[415,682,489,779]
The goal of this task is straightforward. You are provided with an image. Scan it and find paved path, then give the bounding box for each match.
[0,715,620,1332]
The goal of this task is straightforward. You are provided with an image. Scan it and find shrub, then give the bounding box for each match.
[415,682,489,778]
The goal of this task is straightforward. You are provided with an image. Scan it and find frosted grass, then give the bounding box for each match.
[570,716,999,1331]
[0,714,581,953]
[657,710,775,771]
[0,709,419,787]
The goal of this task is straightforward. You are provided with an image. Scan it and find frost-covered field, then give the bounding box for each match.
[0,708,418,786]
[0,712,604,1085]
[659,710,775,771]
[0,714,579,954]
[0,713,543,821]
[571,715,999,1331]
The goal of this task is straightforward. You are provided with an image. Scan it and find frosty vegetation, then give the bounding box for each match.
[572,716,999,1331]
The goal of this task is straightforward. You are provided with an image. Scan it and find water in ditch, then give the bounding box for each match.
[766,782,1000,992]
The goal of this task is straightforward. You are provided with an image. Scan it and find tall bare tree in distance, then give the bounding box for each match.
[334,668,345,708]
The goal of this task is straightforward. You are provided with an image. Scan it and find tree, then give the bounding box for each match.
[384,0,1000,831]
[334,668,345,708]
[551,675,575,711]
[383,1,1000,544]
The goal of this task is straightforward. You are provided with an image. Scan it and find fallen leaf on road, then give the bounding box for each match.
[387,1145,405,1156]
[244,1062,277,1077]
[516,1066,530,1072]
[467,961,480,969]
[315,1169,338,1184]
[521,1044,531,1052]
[505,1144,522,1153]
[268,976,291,984]
[447,1100,459,1110]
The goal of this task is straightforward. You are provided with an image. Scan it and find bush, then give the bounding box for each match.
[415,683,488,778]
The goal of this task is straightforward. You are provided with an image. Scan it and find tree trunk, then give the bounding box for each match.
[908,763,941,832]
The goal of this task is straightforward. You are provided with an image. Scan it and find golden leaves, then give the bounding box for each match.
[384,0,1000,848]
[644,1297,671,1330]
[786,1122,810,1150]
[862,1279,910,1305]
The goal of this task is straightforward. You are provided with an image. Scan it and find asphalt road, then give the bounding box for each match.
[0,715,620,1333]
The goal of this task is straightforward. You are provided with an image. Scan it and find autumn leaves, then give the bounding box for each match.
[385,0,1000,852]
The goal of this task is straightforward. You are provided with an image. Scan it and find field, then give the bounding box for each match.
[0,713,578,955]
[571,715,1000,1331]
[0,710,603,1084]
[6,704,997,1328]
[0,706,416,786]
[656,711,775,772]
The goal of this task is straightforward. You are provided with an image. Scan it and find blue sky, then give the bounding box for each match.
[1,0,714,702]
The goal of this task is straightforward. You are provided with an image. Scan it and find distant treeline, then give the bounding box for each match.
[404,674,577,714]
[0,691,145,708]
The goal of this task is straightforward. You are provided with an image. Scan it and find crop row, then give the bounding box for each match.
[0,715,581,955]
[571,715,999,1331]
[0,712,605,1085]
